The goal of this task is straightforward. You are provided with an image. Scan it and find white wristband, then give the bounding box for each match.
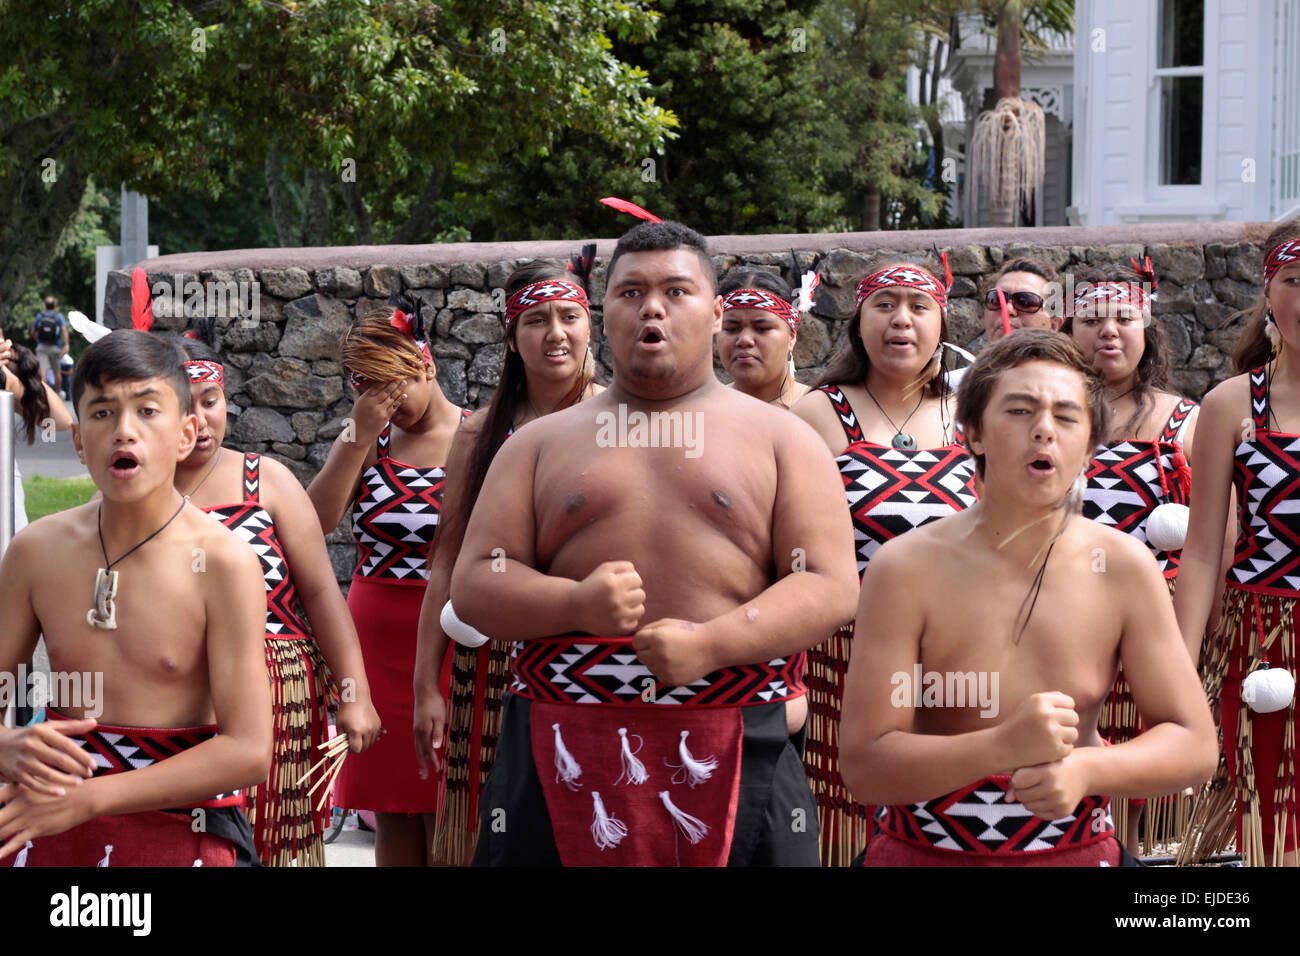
[441,600,491,649]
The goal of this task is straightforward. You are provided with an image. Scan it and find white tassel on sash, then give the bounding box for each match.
[659,791,710,845]
[97,844,114,867]
[615,727,648,785]
[590,792,628,850]
[552,723,582,790]
[14,841,32,867]
[669,730,717,787]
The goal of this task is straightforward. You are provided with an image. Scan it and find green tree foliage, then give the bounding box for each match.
[0,0,677,325]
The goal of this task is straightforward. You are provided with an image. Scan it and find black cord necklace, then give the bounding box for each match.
[87,497,187,630]
[864,384,925,450]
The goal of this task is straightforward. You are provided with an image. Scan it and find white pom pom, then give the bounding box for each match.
[1146,503,1190,552]
[1242,665,1296,714]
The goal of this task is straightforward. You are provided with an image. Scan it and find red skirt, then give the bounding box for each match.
[863,831,1122,867]
[333,576,452,812]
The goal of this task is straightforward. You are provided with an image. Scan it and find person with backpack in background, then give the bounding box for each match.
[31,296,69,390]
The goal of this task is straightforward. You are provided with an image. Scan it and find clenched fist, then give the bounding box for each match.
[633,619,715,687]
[570,561,645,635]
[997,691,1078,769]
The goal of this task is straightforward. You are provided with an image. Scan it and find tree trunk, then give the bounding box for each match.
[392,171,441,245]
[861,184,881,231]
[340,179,373,245]
[993,0,1023,101]
[264,150,296,247]
[0,129,89,330]
[300,169,331,247]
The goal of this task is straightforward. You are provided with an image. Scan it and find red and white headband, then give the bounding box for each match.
[1265,238,1300,287]
[347,309,433,390]
[1068,257,1159,317]
[185,360,224,385]
[721,288,801,333]
[503,280,589,334]
[855,265,948,315]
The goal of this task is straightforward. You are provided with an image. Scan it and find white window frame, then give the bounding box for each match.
[1146,0,1217,201]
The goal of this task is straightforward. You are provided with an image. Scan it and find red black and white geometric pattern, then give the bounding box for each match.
[206,454,311,636]
[819,386,977,574]
[1070,281,1153,315]
[1082,400,1197,577]
[1228,366,1300,595]
[351,417,467,580]
[854,266,948,315]
[184,360,224,384]
[721,288,801,333]
[51,712,243,810]
[877,776,1114,855]
[1265,238,1300,286]
[510,637,807,708]
[504,280,589,333]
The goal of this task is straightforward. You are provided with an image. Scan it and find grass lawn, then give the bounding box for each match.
[23,476,97,522]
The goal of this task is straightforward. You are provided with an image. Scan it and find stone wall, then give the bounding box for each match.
[106,221,1278,582]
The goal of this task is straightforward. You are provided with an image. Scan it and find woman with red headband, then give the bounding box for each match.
[307,306,469,866]
[173,331,381,865]
[1176,219,1300,866]
[792,255,978,865]
[717,269,812,409]
[413,257,603,866]
[1062,259,1209,856]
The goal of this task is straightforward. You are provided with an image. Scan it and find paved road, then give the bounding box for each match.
[15,424,87,481]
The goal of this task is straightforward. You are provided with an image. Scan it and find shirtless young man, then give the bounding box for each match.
[451,221,858,866]
[840,329,1216,866]
[0,330,271,867]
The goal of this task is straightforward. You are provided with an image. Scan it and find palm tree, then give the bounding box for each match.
[967,0,1070,227]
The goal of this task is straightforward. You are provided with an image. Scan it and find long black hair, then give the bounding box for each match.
[3,345,52,444]
[1233,218,1300,374]
[446,254,597,547]
[816,255,953,401]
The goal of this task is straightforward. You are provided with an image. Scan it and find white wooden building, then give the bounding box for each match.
[909,1,1299,227]
[1072,0,1299,224]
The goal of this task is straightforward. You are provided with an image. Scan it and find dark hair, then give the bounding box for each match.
[3,345,52,444]
[1059,263,1171,436]
[718,268,793,302]
[177,337,222,366]
[72,330,191,416]
[1233,218,1300,374]
[816,256,952,400]
[957,329,1108,479]
[448,259,596,547]
[43,296,56,309]
[606,221,715,292]
[976,257,1060,307]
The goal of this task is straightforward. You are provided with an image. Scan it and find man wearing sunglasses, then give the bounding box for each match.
[949,259,1061,391]
[980,258,1061,342]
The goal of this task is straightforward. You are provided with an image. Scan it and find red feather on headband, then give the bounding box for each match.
[599,197,662,223]
[131,267,154,332]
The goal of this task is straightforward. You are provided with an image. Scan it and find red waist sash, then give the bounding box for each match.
[2,711,247,867]
[511,637,805,866]
[877,775,1115,857]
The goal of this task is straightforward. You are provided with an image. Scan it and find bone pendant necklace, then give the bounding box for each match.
[88,499,186,630]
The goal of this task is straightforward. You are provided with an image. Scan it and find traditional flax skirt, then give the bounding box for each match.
[1097,576,1192,853]
[431,640,512,866]
[1181,586,1298,866]
[244,635,335,867]
[804,623,873,867]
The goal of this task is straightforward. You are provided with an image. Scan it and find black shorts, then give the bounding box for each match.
[472,693,820,867]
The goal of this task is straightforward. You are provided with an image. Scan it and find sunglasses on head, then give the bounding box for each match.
[984,290,1044,314]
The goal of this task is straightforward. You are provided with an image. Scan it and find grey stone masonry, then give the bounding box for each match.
[106,221,1277,583]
